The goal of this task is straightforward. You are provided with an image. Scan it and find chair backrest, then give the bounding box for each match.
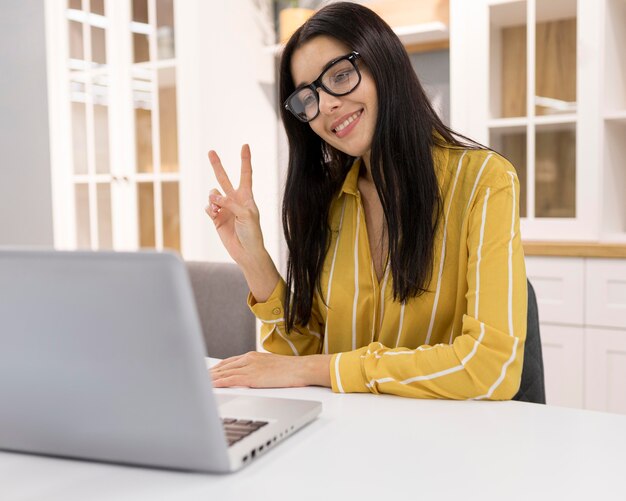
[513,279,546,404]
[185,261,256,359]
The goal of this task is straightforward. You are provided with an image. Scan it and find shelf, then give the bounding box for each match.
[394,21,449,46]
[264,21,449,56]
[67,8,108,29]
[487,114,577,130]
[131,59,178,70]
[488,117,528,130]
[605,110,626,123]
[534,113,577,125]
[69,63,110,76]
[72,172,181,184]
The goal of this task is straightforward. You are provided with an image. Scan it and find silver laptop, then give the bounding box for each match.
[0,249,321,473]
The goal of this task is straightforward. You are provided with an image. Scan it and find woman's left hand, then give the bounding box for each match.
[210,352,332,389]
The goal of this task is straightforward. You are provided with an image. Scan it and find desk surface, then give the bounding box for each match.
[2,360,626,501]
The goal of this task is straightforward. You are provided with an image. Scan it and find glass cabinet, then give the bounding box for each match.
[488,0,577,222]
[48,0,181,252]
[451,0,624,243]
[47,0,282,262]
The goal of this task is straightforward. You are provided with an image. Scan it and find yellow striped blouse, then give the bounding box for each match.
[248,146,527,400]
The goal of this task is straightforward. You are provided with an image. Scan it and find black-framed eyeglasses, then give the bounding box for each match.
[284,51,361,123]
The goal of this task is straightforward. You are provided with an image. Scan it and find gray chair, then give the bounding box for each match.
[185,261,256,359]
[513,279,546,404]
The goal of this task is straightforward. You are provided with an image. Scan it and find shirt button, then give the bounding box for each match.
[272,307,281,315]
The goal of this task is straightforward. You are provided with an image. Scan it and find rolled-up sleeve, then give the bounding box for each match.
[248,278,324,356]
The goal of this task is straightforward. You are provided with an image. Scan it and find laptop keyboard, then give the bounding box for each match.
[221,418,268,447]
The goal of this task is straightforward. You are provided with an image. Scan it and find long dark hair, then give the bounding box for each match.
[279,2,474,332]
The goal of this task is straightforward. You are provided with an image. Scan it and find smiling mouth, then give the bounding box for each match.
[332,110,363,133]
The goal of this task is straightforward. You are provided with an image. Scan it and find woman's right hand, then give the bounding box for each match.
[205,144,266,266]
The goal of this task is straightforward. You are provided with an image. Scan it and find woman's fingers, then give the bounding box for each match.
[211,354,245,372]
[205,188,223,219]
[211,356,253,388]
[239,144,253,193]
[208,150,235,195]
[208,192,254,223]
[212,374,248,388]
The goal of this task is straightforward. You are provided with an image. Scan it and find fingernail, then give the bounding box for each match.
[209,194,221,202]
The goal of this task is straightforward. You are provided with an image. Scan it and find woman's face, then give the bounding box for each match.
[290,36,378,160]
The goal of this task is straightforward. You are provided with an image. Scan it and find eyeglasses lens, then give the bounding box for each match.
[289,88,318,122]
[322,59,359,95]
[288,56,360,122]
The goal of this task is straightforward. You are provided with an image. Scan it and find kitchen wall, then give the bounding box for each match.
[0,0,53,247]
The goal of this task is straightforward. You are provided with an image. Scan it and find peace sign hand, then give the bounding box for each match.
[205,144,266,266]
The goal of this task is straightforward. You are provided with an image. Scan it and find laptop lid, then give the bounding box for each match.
[0,250,231,472]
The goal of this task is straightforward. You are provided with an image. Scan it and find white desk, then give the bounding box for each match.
[2,365,626,501]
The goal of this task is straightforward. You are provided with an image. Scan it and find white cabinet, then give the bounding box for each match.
[586,259,626,329]
[526,255,626,414]
[584,259,626,414]
[45,0,280,262]
[45,0,184,252]
[585,328,626,414]
[525,256,584,325]
[450,0,626,244]
[541,324,584,408]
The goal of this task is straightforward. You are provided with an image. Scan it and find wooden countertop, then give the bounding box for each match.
[523,241,626,258]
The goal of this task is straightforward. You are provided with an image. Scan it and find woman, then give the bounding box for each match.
[206,2,527,399]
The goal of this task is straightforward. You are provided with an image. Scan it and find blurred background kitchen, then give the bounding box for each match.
[1,0,625,415]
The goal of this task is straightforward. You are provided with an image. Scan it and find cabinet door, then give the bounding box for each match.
[586,258,626,329]
[47,0,181,253]
[585,327,626,415]
[525,256,584,325]
[128,0,181,252]
[540,324,584,409]
[450,0,602,241]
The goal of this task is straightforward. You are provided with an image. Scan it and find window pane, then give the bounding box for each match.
[133,33,150,63]
[75,184,91,249]
[490,128,527,218]
[156,0,175,59]
[158,68,178,172]
[132,0,149,23]
[93,74,110,174]
[135,107,153,173]
[71,100,88,175]
[68,0,82,9]
[489,1,527,118]
[97,183,113,249]
[535,1,577,116]
[68,21,84,61]
[90,0,104,15]
[162,182,180,251]
[137,182,155,247]
[94,104,110,175]
[133,70,154,173]
[91,26,107,65]
[535,124,576,218]
[132,0,150,62]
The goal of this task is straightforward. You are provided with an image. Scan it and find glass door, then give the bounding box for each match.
[130,0,180,251]
[67,0,114,249]
[62,0,181,252]
[487,0,578,230]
